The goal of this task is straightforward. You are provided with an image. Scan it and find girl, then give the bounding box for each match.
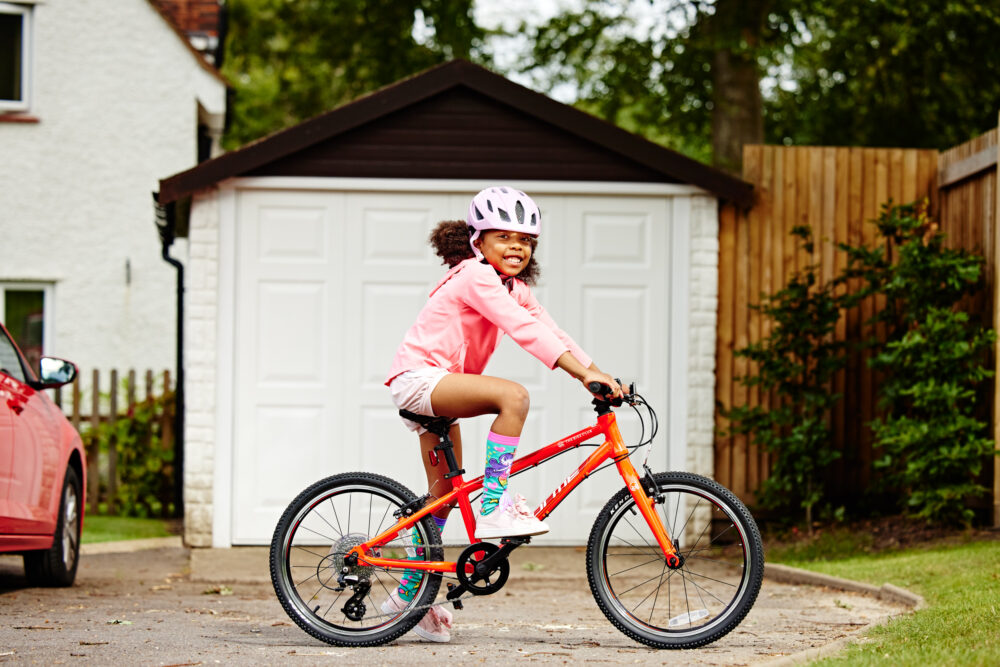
[381,187,622,641]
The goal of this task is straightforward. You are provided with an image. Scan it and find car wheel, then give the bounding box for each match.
[24,465,82,587]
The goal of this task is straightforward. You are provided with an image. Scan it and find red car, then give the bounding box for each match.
[0,322,85,586]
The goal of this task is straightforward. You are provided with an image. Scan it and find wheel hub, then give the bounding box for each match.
[326,533,376,580]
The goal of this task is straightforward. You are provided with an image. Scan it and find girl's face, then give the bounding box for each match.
[475,230,535,277]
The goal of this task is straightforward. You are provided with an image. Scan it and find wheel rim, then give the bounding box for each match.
[62,483,80,570]
[277,484,435,636]
[597,483,754,638]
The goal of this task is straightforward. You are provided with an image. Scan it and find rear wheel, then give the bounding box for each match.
[587,471,764,649]
[269,472,443,647]
[24,465,82,587]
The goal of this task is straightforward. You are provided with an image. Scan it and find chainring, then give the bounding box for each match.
[456,542,510,595]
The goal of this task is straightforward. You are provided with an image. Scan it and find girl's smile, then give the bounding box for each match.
[475,230,534,277]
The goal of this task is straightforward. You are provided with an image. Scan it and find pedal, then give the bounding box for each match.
[446,583,464,609]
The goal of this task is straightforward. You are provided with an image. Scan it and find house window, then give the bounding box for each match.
[0,2,32,112]
[0,284,50,374]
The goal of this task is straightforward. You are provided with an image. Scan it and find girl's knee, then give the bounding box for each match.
[500,383,530,420]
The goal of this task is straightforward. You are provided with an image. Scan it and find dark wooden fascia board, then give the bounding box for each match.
[454,63,753,206]
[159,59,753,206]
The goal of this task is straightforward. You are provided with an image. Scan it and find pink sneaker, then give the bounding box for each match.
[474,492,550,539]
[381,590,453,642]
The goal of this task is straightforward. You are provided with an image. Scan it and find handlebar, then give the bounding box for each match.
[587,379,635,408]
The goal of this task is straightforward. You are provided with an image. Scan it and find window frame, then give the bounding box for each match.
[0,282,53,360]
[0,1,33,113]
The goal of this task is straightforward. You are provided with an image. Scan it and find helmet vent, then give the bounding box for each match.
[498,208,510,222]
[474,205,484,220]
[530,213,537,226]
[487,200,494,212]
[515,201,525,224]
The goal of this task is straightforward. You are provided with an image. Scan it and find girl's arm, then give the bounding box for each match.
[556,352,623,398]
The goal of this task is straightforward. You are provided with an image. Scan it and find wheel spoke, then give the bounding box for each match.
[592,474,763,647]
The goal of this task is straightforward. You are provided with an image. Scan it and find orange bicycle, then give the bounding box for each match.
[270,382,764,649]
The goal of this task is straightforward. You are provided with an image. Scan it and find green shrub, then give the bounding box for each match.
[862,202,995,524]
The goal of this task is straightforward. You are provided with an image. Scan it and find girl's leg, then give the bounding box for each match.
[429,374,530,517]
[418,424,463,520]
[396,425,463,604]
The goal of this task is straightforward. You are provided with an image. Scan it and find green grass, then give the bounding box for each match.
[771,536,1000,666]
[81,516,175,544]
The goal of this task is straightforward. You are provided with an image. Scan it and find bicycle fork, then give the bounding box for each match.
[607,419,682,568]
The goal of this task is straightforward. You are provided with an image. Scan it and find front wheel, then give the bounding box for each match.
[24,465,82,587]
[269,472,443,647]
[587,471,764,649]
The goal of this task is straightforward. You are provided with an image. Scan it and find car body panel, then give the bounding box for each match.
[0,323,85,551]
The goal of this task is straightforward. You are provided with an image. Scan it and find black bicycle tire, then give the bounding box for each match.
[269,472,443,647]
[586,471,764,649]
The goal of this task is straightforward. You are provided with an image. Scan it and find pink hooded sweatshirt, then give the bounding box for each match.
[386,259,591,384]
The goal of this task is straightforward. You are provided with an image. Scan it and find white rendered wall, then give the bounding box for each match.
[0,0,225,378]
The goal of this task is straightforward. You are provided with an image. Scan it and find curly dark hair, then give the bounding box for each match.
[429,220,541,286]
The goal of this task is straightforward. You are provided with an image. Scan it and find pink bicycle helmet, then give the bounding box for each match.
[466,186,541,260]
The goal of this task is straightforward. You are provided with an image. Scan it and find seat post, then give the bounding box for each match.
[434,431,465,479]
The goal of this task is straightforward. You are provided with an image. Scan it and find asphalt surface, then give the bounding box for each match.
[0,540,914,665]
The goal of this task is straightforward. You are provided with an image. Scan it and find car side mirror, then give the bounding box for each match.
[36,356,77,388]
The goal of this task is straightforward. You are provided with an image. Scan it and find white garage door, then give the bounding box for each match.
[230,187,673,544]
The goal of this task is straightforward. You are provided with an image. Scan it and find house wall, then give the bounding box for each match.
[181,182,721,547]
[0,0,224,378]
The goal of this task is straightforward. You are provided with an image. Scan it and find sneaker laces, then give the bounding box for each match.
[510,492,536,519]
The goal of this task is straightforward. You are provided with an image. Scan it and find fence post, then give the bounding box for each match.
[108,369,118,515]
[994,110,1000,529]
[88,369,100,515]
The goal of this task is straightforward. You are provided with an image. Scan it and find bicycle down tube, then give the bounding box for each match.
[351,411,678,573]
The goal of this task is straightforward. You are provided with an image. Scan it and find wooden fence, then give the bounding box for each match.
[716,145,939,506]
[718,125,1000,520]
[54,369,174,515]
[937,119,1000,525]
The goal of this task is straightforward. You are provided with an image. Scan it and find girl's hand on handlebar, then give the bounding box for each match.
[582,371,623,399]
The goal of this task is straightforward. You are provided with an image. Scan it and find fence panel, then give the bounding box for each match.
[939,121,999,525]
[717,146,939,506]
[55,369,174,515]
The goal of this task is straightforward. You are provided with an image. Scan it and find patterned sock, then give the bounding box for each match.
[396,516,447,602]
[396,527,425,602]
[481,432,519,516]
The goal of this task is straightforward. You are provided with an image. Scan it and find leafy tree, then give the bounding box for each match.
[723,226,850,528]
[768,3,1000,149]
[513,1,1000,169]
[221,0,483,148]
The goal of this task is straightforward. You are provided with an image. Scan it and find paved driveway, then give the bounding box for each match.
[0,543,908,665]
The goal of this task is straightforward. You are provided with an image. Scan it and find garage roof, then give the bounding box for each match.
[158,59,752,206]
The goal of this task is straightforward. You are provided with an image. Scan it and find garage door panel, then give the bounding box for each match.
[361,282,428,387]
[582,211,650,267]
[580,286,647,377]
[362,207,440,264]
[359,407,426,493]
[232,404,330,542]
[256,281,328,386]
[258,206,328,263]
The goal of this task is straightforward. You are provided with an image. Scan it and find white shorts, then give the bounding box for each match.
[389,367,450,433]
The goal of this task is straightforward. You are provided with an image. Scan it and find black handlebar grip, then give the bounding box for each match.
[588,381,610,394]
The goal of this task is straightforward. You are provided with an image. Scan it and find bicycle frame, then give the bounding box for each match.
[349,410,677,573]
